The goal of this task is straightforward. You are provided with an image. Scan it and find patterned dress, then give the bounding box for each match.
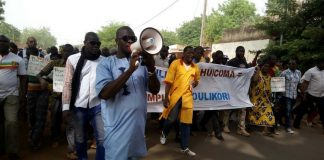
[248,72,275,126]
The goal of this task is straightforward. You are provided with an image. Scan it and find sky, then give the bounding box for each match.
[4,0,267,45]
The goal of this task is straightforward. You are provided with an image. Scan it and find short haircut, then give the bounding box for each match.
[0,35,10,42]
[84,32,98,41]
[26,36,36,43]
[116,26,132,38]
[184,46,194,53]
[235,46,245,53]
[10,42,18,49]
[194,46,204,54]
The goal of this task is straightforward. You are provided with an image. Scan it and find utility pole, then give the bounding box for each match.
[200,0,207,47]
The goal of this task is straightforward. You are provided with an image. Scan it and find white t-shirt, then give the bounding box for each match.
[0,52,27,98]
[302,66,324,97]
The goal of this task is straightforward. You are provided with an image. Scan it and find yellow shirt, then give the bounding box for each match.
[161,59,200,124]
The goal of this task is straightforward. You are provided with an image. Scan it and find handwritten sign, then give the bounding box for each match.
[27,55,49,76]
[271,77,285,92]
[53,67,65,92]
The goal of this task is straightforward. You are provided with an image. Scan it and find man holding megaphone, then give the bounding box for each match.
[96,26,161,160]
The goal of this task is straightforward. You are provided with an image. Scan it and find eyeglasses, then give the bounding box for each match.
[119,35,137,43]
[89,41,101,46]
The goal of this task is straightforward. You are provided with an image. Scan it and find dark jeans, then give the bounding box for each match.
[51,96,62,141]
[27,91,49,147]
[162,98,191,150]
[74,105,104,160]
[200,110,222,135]
[283,97,296,129]
[294,93,324,129]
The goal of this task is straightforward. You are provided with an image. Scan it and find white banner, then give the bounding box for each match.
[27,55,49,76]
[147,64,255,112]
[270,77,285,92]
[53,67,65,92]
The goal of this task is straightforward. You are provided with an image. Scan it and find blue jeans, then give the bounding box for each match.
[162,98,191,150]
[284,97,296,129]
[73,105,105,160]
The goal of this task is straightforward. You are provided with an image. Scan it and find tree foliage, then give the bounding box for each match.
[176,17,202,46]
[205,0,261,44]
[0,0,5,21]
[0,21,20,42]
[259,0,324,72]
[160,29,180,46]
[21,27,57,49]
[97,21,125,49]
[174,0,260,46]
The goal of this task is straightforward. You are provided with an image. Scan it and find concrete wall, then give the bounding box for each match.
[211,39,270,63]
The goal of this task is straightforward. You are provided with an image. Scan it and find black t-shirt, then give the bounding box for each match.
[226,57,248,68]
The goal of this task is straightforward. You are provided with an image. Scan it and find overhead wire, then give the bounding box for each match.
[135,0,180,29]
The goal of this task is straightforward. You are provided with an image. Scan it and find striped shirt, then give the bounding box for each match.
[0,52,27,98]
[280,68,301,99]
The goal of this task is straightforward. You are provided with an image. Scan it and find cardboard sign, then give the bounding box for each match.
[271,77,285,92]
[53,67,65,92]
[27,55,49,76]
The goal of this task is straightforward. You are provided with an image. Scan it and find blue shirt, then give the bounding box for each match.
[280,68,301,99]
[96,55,148,160]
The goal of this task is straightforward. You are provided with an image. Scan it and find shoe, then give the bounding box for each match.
[66,152,78,160]
[215,133,225,141]
[181,148,196,157]
[160,131,167,145]
[274,130,280,135]
[90,143,97,149]
[8,153,20,160]
[306,121,313,127]
[237,129,250,137]
[223,126,231,133]
[286,128,294,134]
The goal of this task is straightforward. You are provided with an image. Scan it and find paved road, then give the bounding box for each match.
[1,119,323,160]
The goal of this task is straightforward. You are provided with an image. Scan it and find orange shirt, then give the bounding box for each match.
[161,59,200,124]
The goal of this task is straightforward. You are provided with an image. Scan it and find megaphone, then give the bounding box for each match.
[130,27,163,66]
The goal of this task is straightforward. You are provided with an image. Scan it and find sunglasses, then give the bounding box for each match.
[89,41,101,46]
[119,35,137,43]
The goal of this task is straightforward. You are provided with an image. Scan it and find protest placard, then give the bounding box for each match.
[270,77,285,92]
[53,67,65,92]
[27,55,49,76]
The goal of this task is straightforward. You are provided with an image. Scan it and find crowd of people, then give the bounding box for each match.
[0,25,323,160]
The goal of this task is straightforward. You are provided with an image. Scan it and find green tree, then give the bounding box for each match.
[176,17,202,46]
[205,0,261,44]
[0,21,20,41]
[97,21,125,49]
[175,0,260,46]
[160,29,180,46]
[0,0,5,21]
[21,27,57,49]
[259,0,324,72]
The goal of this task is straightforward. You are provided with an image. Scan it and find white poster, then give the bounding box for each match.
[27,55,49,76]
[147,64,255,112]
[53,67,65,92]
[270,77,285,92]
